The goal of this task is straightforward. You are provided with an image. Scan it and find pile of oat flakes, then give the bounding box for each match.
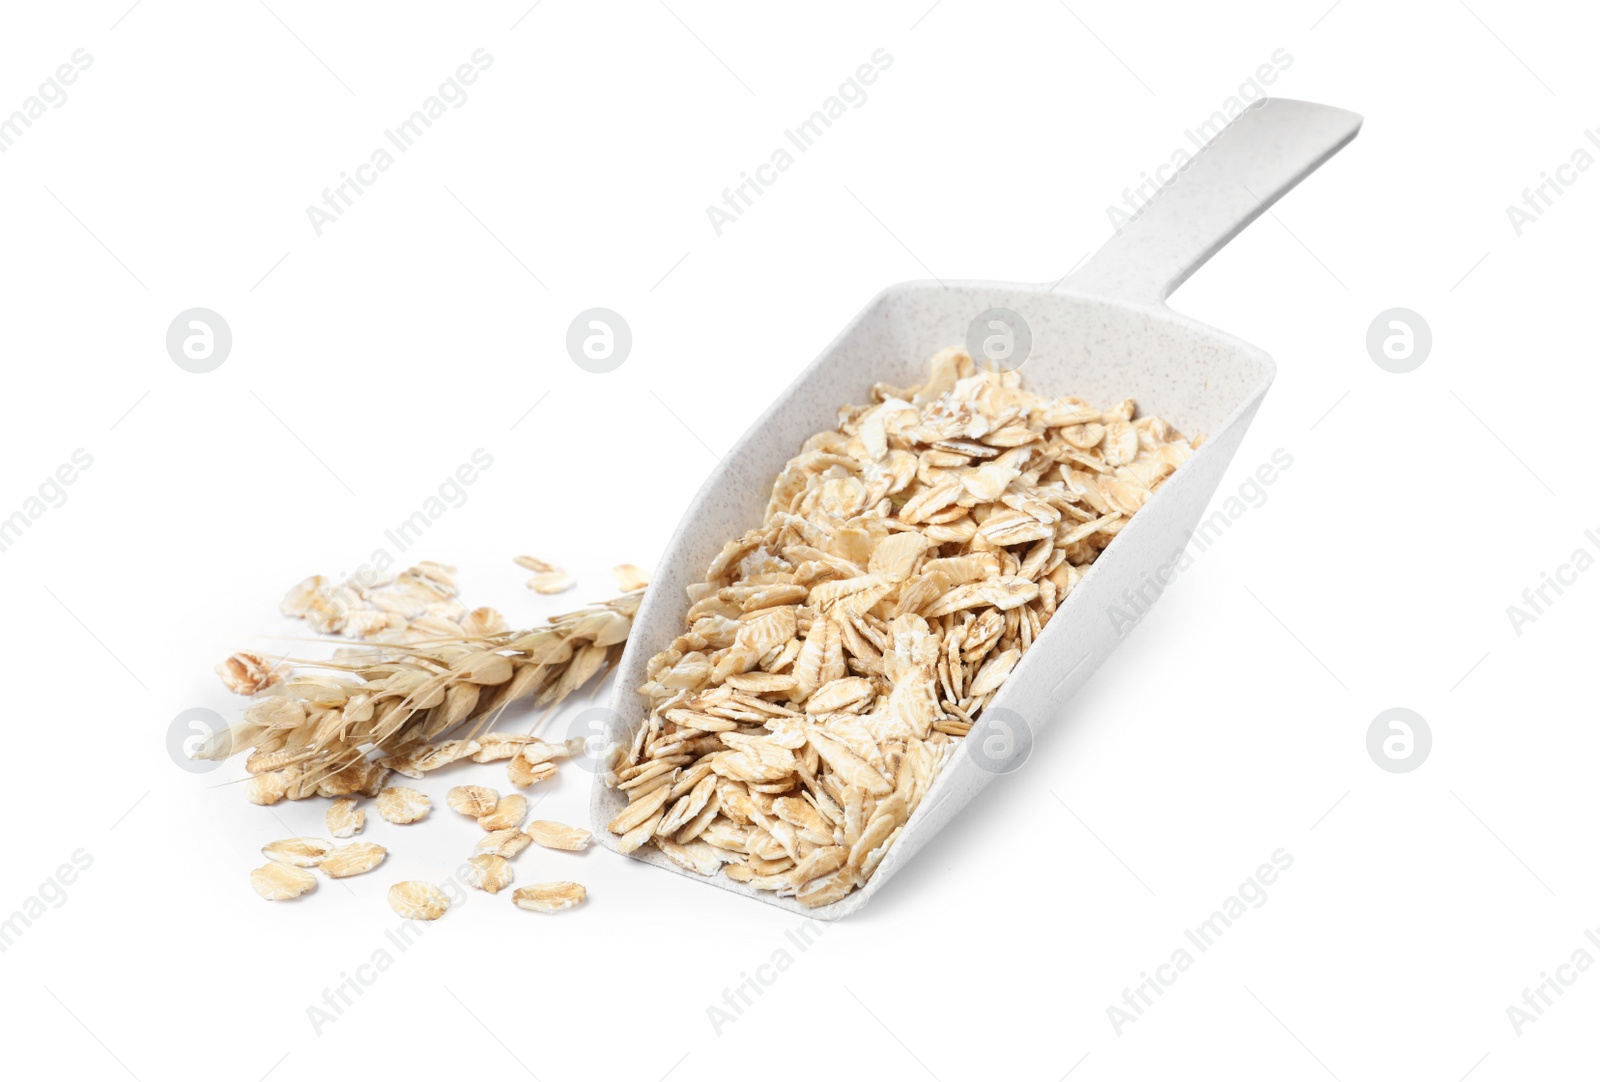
[607,346,1196,907]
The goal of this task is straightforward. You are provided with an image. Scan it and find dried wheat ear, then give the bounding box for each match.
[607,345,1197,907]
[212,554,636,916]
[196,588,639,805]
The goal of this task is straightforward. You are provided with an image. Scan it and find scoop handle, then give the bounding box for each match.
[1066,98,1362,306]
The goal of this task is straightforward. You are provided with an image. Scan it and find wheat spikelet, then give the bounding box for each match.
[198,591,640,800]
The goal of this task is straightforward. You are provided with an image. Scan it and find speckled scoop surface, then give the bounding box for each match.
[590,98,1363,919]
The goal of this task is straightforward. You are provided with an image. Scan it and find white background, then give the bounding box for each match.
[1,1,1594,1079]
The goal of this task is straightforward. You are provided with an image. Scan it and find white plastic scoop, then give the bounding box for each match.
[590,98,1363,918]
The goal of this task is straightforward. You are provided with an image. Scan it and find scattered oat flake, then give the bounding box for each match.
[261,837,332,867]
[327,798,364,838]
[388,881,450,921]
[321,841,387,878]
[478,794,528,832]
[465,854,514,894]
[376,786,432,824]
[251,861,316,901]
[474,829,533,859]
[513,881,586,913]
[612,564,650,592]
[446,785,500,818]
[527,570,575,595]
[525,820,593,851]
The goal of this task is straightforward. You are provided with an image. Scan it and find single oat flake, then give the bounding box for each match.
[613,564,651,592]
[465,854,514,894]
[526,820,593,852]
[513,881,586,913]
[474,829,533,859]
[251,861,316,901]
[261,837,332,867]
[320,841,387,878]
[327,798,364,838]
[377,786,432,824]
[447,785,500,818]
[519,557,575,594]
[388,881,450,921]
